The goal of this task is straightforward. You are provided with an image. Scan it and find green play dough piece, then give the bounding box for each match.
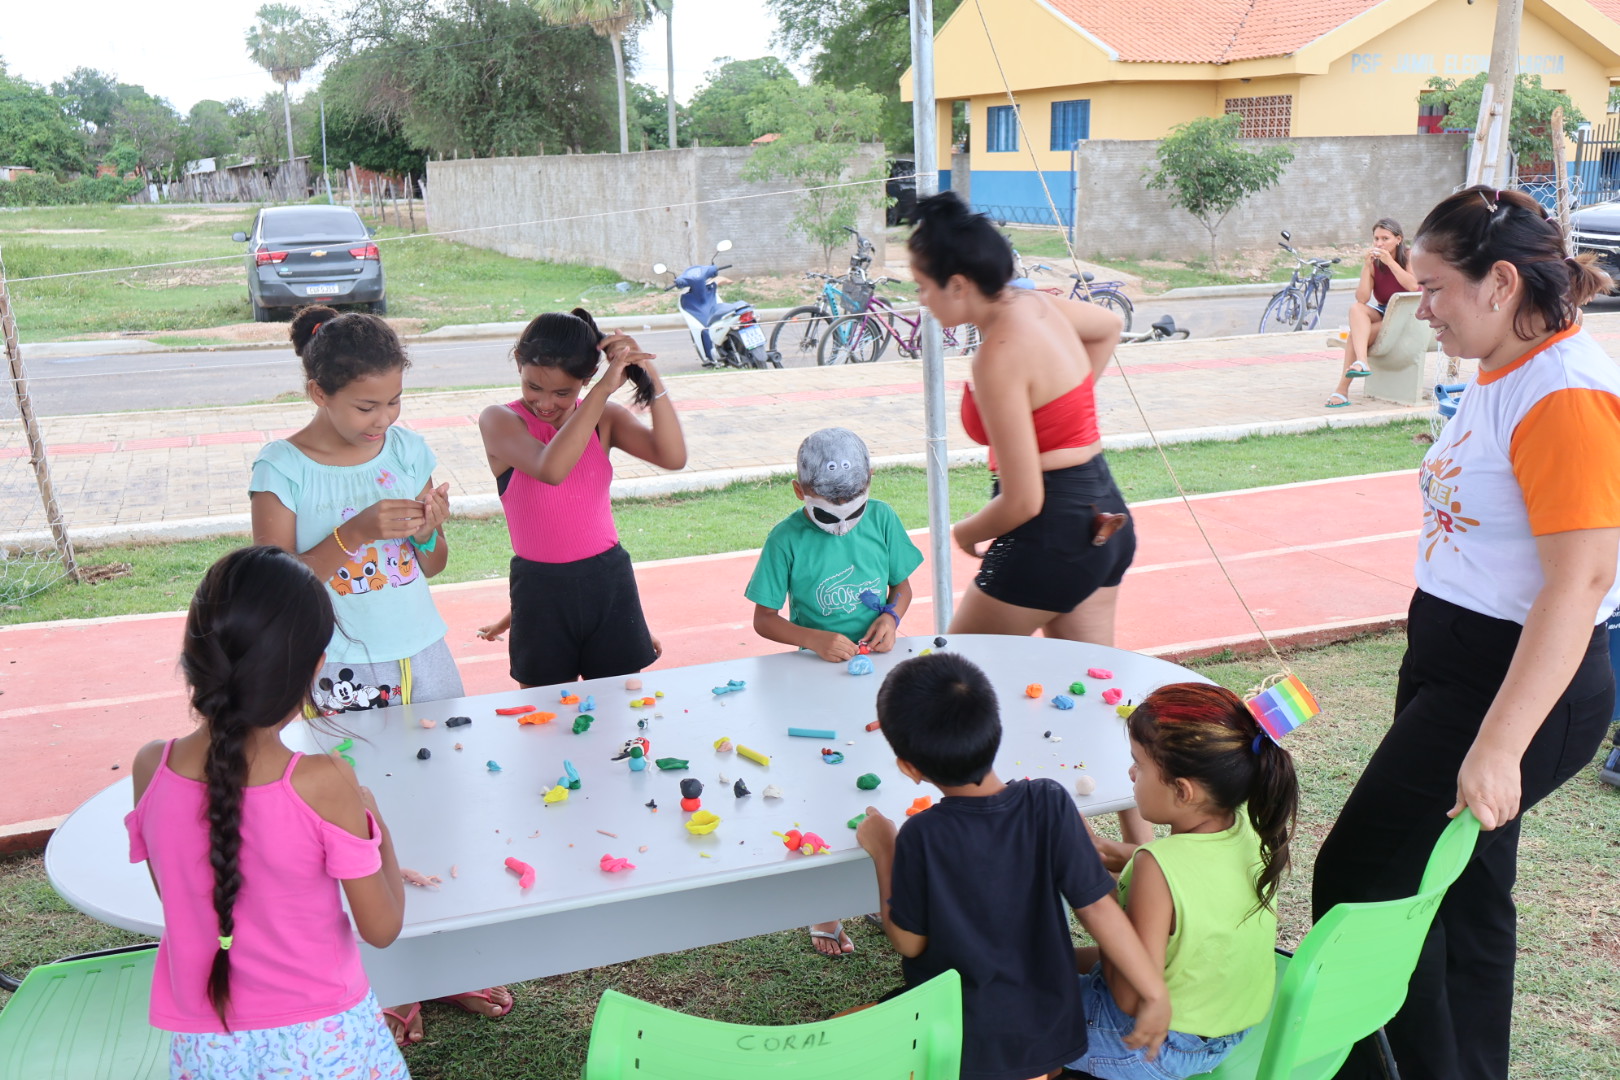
[654,757,690,770]
[856,772,882,790]
[572,714,594,734]
[1069,681,1087,696]
[847,813,867,829]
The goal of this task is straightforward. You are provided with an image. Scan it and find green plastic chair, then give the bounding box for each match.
[1203,809,1482,1080]
[583,968,962,1079]
[0,943,167,1080]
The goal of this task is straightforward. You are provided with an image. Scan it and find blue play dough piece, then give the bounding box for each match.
[712,679,747,696]
[486,760,502,772]
[559,759,581,789]
[580,695,595,713]
[847,655,874,676]
[1052,694,1075,710]
[629,756,648,771]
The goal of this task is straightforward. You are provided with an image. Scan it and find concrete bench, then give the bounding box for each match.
[1326,292,1435,406]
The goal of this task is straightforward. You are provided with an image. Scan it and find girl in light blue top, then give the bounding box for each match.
[248,304,513,1045]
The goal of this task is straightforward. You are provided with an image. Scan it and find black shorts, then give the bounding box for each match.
[974,456,1136,614]
[509,544,657,687]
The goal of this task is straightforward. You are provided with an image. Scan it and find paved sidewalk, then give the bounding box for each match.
[1,315,1536,539]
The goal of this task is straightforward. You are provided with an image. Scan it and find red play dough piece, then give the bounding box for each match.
[1101,688,1124,705]
[495,705,536,715]
[504,857,536,889]
[680,796,701,812]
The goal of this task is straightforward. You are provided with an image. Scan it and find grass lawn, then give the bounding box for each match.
[3,630,1614,1079]
[7,419,1433,625]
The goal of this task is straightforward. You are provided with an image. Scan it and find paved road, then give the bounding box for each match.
[19,292,1360,418]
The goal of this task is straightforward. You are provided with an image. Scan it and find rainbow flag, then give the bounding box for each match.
[1246,674,1321,742]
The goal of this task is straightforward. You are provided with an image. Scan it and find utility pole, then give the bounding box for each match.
[1468,0,1522,187]
[320,97,332,202]
[664,2,677,149]
[910,0,951,634]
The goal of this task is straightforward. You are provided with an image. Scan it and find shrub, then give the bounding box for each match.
[0,174,144,207]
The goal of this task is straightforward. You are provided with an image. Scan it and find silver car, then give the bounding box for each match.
[233,205,387,321]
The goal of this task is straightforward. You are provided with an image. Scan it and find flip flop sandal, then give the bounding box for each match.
[433,988,513,1017]
[1326,393,1351,409]
[808,921,854,957]
[381,1002,422,1048]
[1345,363,1371,378]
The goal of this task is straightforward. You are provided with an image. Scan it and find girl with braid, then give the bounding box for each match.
[126,546,409,1078]
[1069,682,1299,1080]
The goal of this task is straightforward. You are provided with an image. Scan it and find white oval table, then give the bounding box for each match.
[46,634,1208,1005]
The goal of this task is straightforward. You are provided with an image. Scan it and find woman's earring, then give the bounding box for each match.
[1492,302,1500,311]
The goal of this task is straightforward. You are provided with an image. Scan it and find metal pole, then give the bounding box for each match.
[911,0,951,634]
[666,4,678,149]
[0,248,78,581]
[320,97,332,202]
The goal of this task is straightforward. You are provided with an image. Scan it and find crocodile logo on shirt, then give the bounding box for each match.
[815,565,882,617]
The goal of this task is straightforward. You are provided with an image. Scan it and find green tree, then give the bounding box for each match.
[767,0,961,154]
[185,100,237,162]
[1144,113,1293,270]
[627,81,684,150]
[50,68,122,134]
[245,3,327,163]
[687,57,798,146]
[1420,73,1585,168]
[0,67,86,174]
[531,0,654,155]
[110,94,184,179]
[741,81,886,266]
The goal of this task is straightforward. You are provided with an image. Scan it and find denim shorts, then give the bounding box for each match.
[1069,964,1250,1080]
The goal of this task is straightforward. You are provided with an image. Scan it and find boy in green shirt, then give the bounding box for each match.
[747,428,924,663]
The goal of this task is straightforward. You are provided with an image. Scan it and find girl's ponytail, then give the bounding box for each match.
[1246,733,1299,912]
[1128,682,1300,912]
[181,546,335,1029]
[571,307,654,407]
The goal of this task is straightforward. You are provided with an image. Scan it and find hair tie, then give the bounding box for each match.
[1251,734,1265,755]
[311,322,323,335]
[218,935,233,951]
[1565,255,1579,266]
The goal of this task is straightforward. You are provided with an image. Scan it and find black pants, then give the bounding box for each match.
[1312,589,1612,1080]
[508,544,657,687]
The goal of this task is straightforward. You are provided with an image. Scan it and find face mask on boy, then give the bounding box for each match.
[804,491,869,536]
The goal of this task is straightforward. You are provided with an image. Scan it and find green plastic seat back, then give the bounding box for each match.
[1206,810,1481,1080]
[0,946,167,1080]
[584,968,962,1079]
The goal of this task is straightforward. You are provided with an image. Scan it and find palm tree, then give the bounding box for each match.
[532,0,654,155]
[244,4,325,165]
[648,0,675,149]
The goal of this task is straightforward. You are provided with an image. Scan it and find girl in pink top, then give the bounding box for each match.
[126,546,409,1078]
[479,308,687,687]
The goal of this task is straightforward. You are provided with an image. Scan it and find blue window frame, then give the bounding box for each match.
[1051,99,1091,151]
[986,105,1019,152]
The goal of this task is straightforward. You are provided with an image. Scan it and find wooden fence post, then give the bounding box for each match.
[0,248,78,581]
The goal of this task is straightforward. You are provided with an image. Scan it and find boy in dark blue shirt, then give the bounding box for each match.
[856,652,1169,1080]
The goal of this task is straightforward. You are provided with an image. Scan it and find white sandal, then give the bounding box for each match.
[1326,392,1350,409]
[1345,362,1370,378]
[807,921,854,957]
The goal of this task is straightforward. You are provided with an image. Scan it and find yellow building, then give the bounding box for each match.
[903,0,1620,222]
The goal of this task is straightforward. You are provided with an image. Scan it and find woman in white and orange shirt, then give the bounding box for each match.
[1313,186,1620,1080]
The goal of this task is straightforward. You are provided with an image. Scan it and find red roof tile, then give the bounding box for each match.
[1043,0,1388,63]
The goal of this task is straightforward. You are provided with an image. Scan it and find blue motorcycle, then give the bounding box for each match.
[653,240,778,370]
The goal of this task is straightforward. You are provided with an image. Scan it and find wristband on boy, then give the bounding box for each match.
[859,589,900,629]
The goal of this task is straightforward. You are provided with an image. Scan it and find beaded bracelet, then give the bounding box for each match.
[332,525,362,559]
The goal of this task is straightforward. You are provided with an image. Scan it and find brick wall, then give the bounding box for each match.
[425,146,888,279]
[1071,134,1469,259]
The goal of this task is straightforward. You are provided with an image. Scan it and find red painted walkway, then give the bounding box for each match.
[0,471,1419,839]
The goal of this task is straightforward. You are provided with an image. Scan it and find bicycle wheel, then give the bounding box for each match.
[945,323,982,356]
[1300,276,1330,332]
[768,305,827,367]
[1258,290,1303,333]
[1091,290,1134,333]
[818,314,888,365]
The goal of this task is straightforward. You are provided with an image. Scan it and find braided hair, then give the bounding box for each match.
[1127,682,1300,912]
[180,546,334,1028]
[512,307,654,407]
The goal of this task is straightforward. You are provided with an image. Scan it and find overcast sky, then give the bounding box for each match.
[0,1,790,113]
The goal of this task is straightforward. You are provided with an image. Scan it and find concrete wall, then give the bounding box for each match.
[1072,134,1468,259]
[426,146,887,279]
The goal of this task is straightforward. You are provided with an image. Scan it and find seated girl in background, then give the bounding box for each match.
[1327,217,1419,408]
[1072,682,1299,1080]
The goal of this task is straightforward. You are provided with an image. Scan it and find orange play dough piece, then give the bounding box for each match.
[517,711,557,726]
[905,796,933,816]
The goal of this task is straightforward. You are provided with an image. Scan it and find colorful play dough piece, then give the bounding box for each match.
[419,718,437,729]
[600,854,636,872]
[495,705,535,715]
[711,679,747,696]
[1025,683,1043,698]
[856,772,881,790]
[572,714,595,734]
[820,749,846,764]
[446,716,472,728]
[798,832,830,855]
[416,747,431,760]
[655,757,690,771]
[485,760,502,772]
[737,745,770,766]
[1101,688,1124,705]
[680,796,702,812]
[788,727,836,739]
[504,857,536,889]
[1052,694,1075,710]
[579,695,595,712]
[1087,668,1114,680]
[624,678,643,691]
[713,737,734,752]
[679,778,704,799]
[762,784,784,798]
[847,655,874,676]
[543,784,570,803]
[847,813,867,829]
[332,738,356,768]
[733,778,751,797]
[864,719,882,732]
[685,811,721,835]
[559,760,581,789]
[559,693,580,705]
[1116,704,1136,719]
[517,710,556,726]
[906,796,933,816]
[1068,681,1087,696]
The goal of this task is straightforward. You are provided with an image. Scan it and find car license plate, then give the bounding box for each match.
[305,284,342,295]
[739,325,765,348]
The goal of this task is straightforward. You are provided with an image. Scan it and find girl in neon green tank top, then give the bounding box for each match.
[1071,683,1300,1080]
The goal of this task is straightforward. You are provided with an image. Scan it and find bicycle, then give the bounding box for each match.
[1028,262,1135,331]
[1120,314,1190,344]
[1258,230,1340,333]
[817,279,981,364]
[768,227,876,366]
